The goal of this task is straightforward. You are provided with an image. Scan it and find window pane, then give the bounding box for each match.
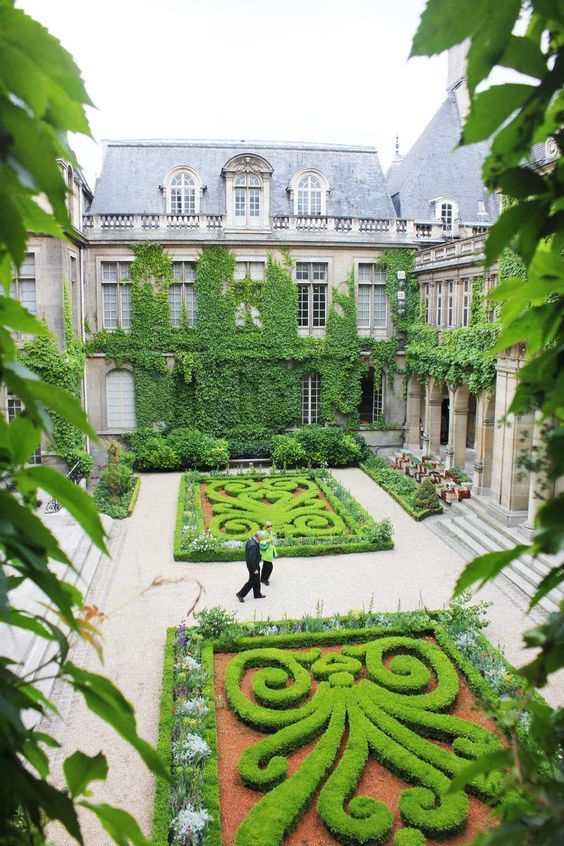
[249,188,260,217]
[7,394,23,422]
[312,285,326,327]
[312,263,326,281]
[234,262,246,280]
[173,262,183,279]
[296,263,309,281]
[358,263,372,283]
[169,284,182,327]
[103,284,118,329]
[373,285,386,327]
[106,369,136,429]
[301,374,320,425]
[185,284,196,326]
[373,378,384,419]
[357,285,370,328]
[120,285,131,329]
[249,262,265,281]
[298,285,309,327]
[374,267,386,284]
[235,188,246,216]
[19,280,36,315]
[20,253,35,276]
[297,190,307,215]
[119,262,131,281]
[102,262,117,282]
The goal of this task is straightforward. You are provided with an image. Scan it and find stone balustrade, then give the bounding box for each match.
[414,231,489,268]
[82,213,487,244]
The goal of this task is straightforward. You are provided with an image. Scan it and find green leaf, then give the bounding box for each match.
[528,565,564,610]
[0,294,49,334]
[0,490,69,564]
[410,0,486,56]
[500,34,548,80]
[27,380,98,440]
[64,662,169,781]
[64,751,108,798]
[447,748,512,794]
[466,1,520,94]
[80,802,151,846]
[485,200,547,265]
[462,84,534,144]
[22,465,108,554]
[496,167,548,199]
[454,545,531,595]
[6,415,41,464]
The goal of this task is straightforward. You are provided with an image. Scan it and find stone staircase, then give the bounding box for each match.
[429,495,564,617]
[2,509,115,708]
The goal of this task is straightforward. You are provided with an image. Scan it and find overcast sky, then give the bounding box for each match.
[19,0,448,187]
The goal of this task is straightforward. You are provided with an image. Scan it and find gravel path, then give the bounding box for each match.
[47,469,563,844]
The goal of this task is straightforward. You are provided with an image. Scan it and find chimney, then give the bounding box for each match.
[446,40,470,123]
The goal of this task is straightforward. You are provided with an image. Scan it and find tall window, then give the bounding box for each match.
[233,261,265,280]
[234,173,261,225]
[373,377,384,420]
[301,374,320,424]
[447,280,454,327]
[169,171,196,215]
[170,261,196,327]
[106,369,136,430]
[5,391,41,462]
[357,264,387,329]
[423,283,430,323]
[11,253,36,315]
[441,202,453,231]
[436,282,443,326]
[296,263,327,329]
[101,262,132,329]
[296,174,322,216]
[462,279,470,327]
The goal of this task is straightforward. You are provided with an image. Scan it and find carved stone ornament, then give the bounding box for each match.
[545,137,559,162]
[223,154,273,177]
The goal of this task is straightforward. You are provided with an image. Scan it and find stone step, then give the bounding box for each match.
[434,515,560,617]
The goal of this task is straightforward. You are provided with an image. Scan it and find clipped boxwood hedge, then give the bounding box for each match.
[154,613,543,846]
[360,458,443,521]
[174,470,394,561]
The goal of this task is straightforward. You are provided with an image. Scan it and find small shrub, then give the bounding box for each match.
[414,478,441,512]
[194,606,240,640]
[271,435,307,468]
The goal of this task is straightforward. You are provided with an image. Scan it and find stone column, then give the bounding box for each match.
[446,383,469,469]
[523,412,554,535]
[473,390,495,493]
[490,346,534,525]
[423,378,442,457]
[406,374,424,450]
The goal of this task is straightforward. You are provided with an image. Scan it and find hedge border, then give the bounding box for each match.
[360,462,442,521]
[174,470,394,561]
[151,627,176,844]
[127,475,141,516]
[154,614,546,846]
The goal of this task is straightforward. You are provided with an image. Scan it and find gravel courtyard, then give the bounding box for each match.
[47,470,563,845]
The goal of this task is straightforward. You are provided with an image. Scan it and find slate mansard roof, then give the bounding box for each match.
[90,140,396,218]
[387,95,499,224]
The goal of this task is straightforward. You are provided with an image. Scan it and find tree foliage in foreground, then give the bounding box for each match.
[0,1,166,843]
[412,1,564,842]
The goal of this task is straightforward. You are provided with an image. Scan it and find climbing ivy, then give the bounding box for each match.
[87,245,411,437]
[22,281,92,473]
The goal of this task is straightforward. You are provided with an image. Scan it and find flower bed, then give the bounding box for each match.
[153,601,540,846]
[174,470,393,561]
[93,473,140,519]
[361,457,443,521]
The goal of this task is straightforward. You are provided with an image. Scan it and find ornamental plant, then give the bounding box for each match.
[414,478,441,512]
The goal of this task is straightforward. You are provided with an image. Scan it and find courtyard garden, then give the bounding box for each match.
[174,470,394,561]
[153,601,536,846]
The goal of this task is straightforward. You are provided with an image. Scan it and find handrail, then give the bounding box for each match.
[45,461,83,514]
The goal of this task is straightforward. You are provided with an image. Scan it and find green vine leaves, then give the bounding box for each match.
[225,638,502,846]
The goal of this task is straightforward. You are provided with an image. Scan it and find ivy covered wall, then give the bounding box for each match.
[87,245,413,437]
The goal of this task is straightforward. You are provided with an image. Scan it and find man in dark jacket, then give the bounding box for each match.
[236,530,266,602]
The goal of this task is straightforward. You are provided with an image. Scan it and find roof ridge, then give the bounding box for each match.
[101,138,379,154]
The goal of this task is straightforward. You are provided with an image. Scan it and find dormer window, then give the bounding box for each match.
[165,168,202,215]
[290,170,329,216]
[234,173,261,223]
[433,197,458,234]
[222,154,273,229]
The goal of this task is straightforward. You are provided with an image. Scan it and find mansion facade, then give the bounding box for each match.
[8,52,558,531]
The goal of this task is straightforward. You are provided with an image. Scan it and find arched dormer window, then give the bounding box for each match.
[222,154,273,229]
[290,170,329,217]
[433,196,459,233]
[165,168,202,215]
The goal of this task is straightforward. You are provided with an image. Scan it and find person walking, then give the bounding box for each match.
[260,521,277,586]
[236,530,266,602]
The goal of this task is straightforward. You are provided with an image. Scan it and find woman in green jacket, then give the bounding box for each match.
[260,521,277,586]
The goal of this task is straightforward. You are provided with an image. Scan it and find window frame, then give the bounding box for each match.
[233,173,262,227]
[169,261,196,327]
[447,280,455,327]
[11,252,37,316]
[436,281,443,326]
[233,260,266,281]
[291,170,328,217]
[165,168,202,216]
[295,262,328,329]
[105,368,136,431]
[461,279,470,327]
[100,261,132,330]
[356,263,387,330]
[301,374,321,425]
